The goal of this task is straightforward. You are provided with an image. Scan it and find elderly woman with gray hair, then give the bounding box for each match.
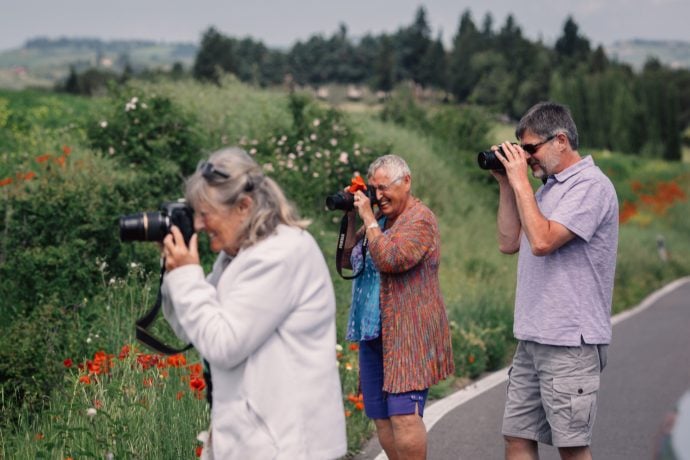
[342,154,455,460]
[161,147,346,459]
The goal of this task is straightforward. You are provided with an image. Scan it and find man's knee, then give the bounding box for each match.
[558,445,592,460]
[504,435,538,460]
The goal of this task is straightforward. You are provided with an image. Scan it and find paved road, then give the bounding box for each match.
[355,277,690,460]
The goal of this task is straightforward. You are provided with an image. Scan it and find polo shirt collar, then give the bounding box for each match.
[551,155,594,183]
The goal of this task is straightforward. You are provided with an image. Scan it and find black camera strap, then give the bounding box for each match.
[135,262,193,355]
[335,213,368,280]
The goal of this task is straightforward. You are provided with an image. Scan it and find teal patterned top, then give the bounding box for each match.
[346,217,387,342]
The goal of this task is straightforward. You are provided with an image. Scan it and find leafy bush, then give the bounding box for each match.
[243,94,387,216]
[87,88,204,183]
[0,153,159,318]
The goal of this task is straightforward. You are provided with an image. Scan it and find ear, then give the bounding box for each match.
[556,133,569,151]
[237,196,253,214]
[402,174,412,191]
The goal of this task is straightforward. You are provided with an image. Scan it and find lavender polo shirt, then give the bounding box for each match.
[514,156,619,346]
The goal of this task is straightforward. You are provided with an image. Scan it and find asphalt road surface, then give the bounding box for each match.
[355,277,690,460]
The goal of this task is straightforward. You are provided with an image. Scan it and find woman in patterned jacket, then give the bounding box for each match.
[342,154,454,460]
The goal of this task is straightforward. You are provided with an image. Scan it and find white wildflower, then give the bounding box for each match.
[86,407,97,418]
[312,172,319,178]
[310,133,317,141]
[99,120,108,128]
[338,152,349,164]
[330,138,338,147]
[312,119,321,127]
[108,147,115,155]
[335,344,343,352]
[249,148,257,155]
[263,163,274,172]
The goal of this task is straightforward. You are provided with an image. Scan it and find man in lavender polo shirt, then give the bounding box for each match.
[491,102,618,460]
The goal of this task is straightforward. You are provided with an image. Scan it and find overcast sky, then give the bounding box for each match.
[1,0,689,52]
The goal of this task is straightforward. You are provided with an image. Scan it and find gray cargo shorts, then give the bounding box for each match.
[501,340,608,447]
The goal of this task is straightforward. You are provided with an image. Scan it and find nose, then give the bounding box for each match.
[375,188,384,200]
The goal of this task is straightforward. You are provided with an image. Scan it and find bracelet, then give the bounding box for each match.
[367,222,379,230]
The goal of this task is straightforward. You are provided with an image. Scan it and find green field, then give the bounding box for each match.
[1,77,689,458]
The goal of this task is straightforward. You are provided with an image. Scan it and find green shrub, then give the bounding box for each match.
[0,154,160,318]
[246,96,387,216]
[86,87,204,181]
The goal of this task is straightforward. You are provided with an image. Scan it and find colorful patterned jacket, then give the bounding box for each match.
[368,198,455,392]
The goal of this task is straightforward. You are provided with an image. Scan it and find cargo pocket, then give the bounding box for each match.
[553,375,600,429]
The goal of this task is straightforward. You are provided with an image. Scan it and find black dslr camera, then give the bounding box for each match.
[326,178,378,212]
[119,200,195,246]
[477,144,518,172]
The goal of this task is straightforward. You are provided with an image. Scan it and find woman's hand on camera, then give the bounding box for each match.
[353,190,376,225]
[162,226,200,272]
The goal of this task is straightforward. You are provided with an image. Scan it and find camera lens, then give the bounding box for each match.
[325,192,354,211]
[477,149,505,171]
[119,212,169,242]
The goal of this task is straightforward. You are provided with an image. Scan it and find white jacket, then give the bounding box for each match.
[162,225,347,459]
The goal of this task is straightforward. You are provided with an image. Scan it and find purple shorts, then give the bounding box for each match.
[359,337,429,419]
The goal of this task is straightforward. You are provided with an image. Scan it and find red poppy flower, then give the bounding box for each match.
[167,354,187,368]
[190,376,206,392]
[348,175,367,193]
[62,145,72,155]
[0,177,12,187]
[63,358,73,368]
[36,154,52,163]
[79,375,91,385]
[195,445,203,457]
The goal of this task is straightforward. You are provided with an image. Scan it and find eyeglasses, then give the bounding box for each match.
[198,161,230,181]
[521,134,557,155]
[373,175,403,193]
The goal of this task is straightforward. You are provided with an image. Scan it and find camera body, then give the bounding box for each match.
[477,144,518,171]
[119,201,195,246]
[326,186,378,211]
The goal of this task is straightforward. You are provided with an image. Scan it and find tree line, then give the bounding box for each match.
[61,7,690,159]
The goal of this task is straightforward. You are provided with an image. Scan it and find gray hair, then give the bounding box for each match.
[367,154,411,181]
[185,147,309,249]
[515,101,579,150]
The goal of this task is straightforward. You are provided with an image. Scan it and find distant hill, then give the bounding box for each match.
[605,39,690,70]
[0,37,197,89]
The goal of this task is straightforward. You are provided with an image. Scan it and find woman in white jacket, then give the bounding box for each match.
[161,147,347,459]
